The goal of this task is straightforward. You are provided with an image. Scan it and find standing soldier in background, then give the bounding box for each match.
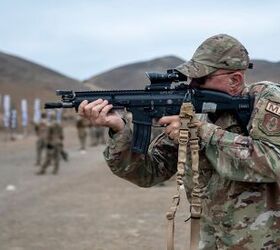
[76,116,89,152]
[36,112,66,175]
[34,112,48,166]
[89,125,106,146]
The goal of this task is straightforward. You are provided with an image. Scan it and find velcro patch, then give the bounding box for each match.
[266,101,280,117]
[259,113,280,135]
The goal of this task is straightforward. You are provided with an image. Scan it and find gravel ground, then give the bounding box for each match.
[0,126,190,250]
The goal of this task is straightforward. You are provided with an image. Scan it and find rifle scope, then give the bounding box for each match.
[146,69,188,84]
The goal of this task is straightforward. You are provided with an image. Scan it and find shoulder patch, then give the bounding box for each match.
[250,84,280,145]
[259,110,280,135]
[266,101,280,117]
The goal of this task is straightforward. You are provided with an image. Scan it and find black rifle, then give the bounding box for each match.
[45,69,254,154]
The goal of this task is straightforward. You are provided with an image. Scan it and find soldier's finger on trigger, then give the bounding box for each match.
[158,117,167,126]
[164,126,173,135]
[173,121,181,129]
[158,115,177,126]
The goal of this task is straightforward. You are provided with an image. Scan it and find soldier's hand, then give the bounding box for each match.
[158,115,204,142]
[158,115,181,142]
[78,99,125,133]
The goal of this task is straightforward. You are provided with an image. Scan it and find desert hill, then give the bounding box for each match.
[84,56,185,89]
[85,56,280,90]
[246,60,280,83]
[1,52,280,127]
[0,51,90,111]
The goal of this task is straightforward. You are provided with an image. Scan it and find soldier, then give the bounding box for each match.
[89,125,106,146]
[76,116,89,152]
[37,112,66,175]
[78,34,280,249]
[34,112,48,166]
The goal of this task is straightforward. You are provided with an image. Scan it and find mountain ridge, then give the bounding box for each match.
[1,51,280,118]
[85,57,280,90]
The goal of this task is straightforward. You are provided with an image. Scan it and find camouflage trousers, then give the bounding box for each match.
[199,213,280,249]
[90,128,106,146]
[35,138,46,165]
[78,134,87,150]
[39,144,61,174]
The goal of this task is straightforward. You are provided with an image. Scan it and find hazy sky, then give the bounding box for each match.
[0,0,280,80]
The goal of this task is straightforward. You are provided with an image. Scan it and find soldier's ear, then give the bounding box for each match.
[230,71,244,86]
[228,71,244,95]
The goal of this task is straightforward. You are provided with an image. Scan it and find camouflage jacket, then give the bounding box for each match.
[76,118,89,137]
[46,122,64,146]
[103,82,280,249]
[34,119,48,140]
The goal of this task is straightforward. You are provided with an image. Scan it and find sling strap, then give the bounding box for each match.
[166,102,202,250]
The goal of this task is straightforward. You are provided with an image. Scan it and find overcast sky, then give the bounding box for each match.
[0,0,280,80]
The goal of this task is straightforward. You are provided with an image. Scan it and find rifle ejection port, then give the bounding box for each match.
[202,102,217,113]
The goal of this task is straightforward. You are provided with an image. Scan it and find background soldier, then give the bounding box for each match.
[89,125,106,146]
[34,112,48,166]
[76,116,89,152]
[36,112,66,175]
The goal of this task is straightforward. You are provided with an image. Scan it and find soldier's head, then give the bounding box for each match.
[176,34,252,96]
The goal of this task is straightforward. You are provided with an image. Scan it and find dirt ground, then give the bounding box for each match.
[0,126,190,250]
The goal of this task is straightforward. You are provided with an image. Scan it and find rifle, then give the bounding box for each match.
[45,69,254,154]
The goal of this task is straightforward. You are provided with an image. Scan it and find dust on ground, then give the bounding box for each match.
[0,126,190,250]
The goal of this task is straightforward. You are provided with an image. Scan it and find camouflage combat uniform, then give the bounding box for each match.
[76,117,89,150]
[37,120,65,175]
[34,117,48,166]
[89,125,106,146]
[103,82,280,249]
